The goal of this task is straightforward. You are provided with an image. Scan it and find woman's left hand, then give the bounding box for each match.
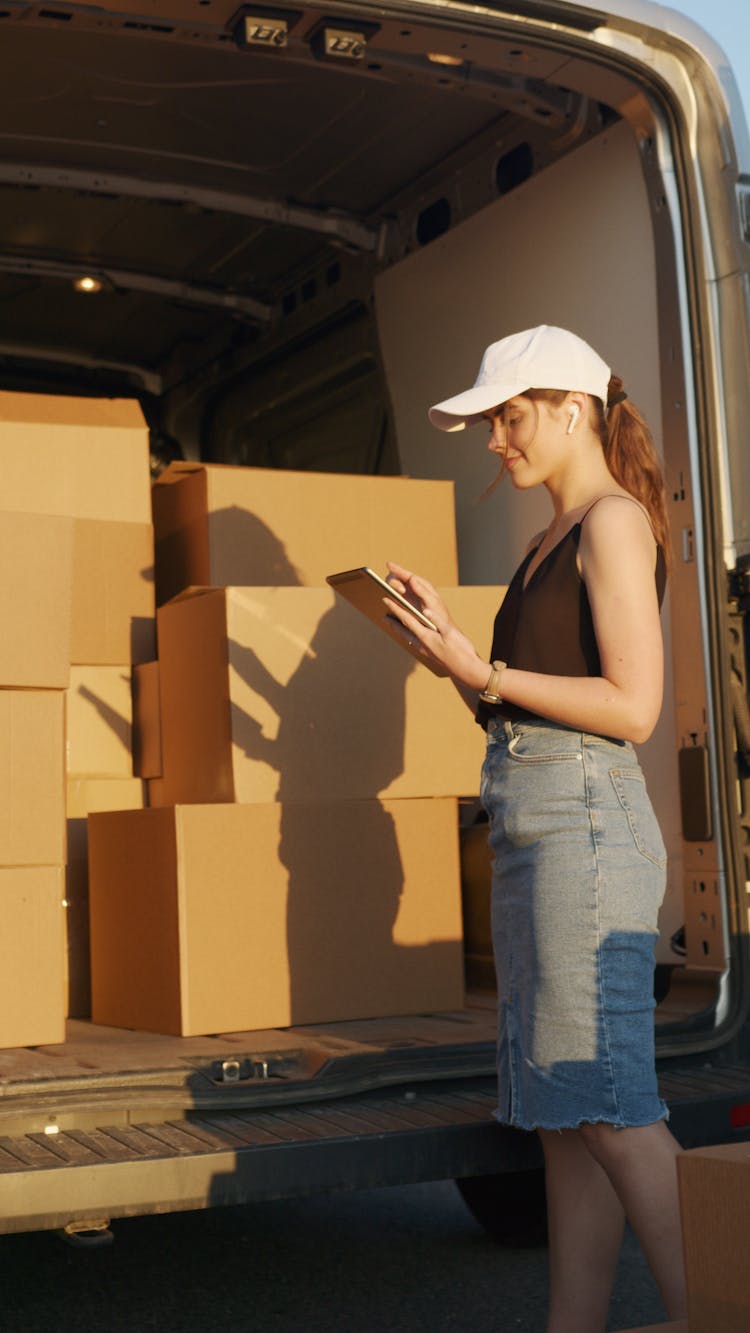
[384,561,488,688]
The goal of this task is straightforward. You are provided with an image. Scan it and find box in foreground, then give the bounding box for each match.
[677,1141,750,1333]
[89,798,464,1036]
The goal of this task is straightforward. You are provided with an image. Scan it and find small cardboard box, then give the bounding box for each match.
[71,519,155,665]
[65,778,146,1018]
[0,691,65,866]
[152,462,459,605]
[0,393,151,524]
[66,776,146,859]
[0,867,66,1048]
[64,859,91,1020]
[0,511,73,688]
[89,798,464,1036]
[66,666,134,778]
[151,585,503,805]
[677,1141,750,1332]
[132,662,162,778]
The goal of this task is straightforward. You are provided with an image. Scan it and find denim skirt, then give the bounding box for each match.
[480,717,669,1132]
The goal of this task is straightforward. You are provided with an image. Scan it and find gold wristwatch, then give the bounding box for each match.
[479,660,507,704]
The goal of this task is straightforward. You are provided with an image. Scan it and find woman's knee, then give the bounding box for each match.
[578,1120,630,1164]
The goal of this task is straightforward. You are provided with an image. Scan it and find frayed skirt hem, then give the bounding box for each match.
[491,1105,670,1132]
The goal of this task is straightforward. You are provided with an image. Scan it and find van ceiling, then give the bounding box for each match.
[0,2,616,401]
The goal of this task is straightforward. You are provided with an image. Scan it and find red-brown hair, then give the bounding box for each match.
[526,378,671,568]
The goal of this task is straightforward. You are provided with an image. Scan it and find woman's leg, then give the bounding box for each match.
[579,1119,687,1319]
[539,1128,626,1333]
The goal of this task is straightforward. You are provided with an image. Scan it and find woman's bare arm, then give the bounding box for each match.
[385,499,663,743]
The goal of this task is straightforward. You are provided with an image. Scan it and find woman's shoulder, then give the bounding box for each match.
[580,491,656,542]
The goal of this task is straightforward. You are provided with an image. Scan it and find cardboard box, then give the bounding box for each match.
[65,778,145,1018]
[0,511,73,687]
[66,666,134,778]
[72,519,155,665]
[0,691,65,866]
[152,462,459,605]
[132,662,162,778]
[66,776,146,860]
[64,860,91,1020]
[0,393,151,524]
[677,1142,750,1332]
[150,585,503,805]
[89,798,464,1036]
[0,867,66,1047]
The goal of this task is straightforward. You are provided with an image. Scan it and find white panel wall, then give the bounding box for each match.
[374,119,661,586]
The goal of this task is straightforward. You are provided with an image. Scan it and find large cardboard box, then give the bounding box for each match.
[152,462,459,605]
[66,666,134,778]
[0,867,66,1047]
[677,1142,750,1332]
[0,511,73,687]
[72,519,155,665]
[0,691,65,865]
[65,777,145,1018]
[0,393,151,524]
[132,662,162,778]
[150,585,503,805]
[89,798,464,1036]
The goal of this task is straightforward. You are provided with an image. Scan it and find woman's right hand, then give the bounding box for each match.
[384,561,490,690]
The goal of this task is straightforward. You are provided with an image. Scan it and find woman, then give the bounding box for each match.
[384,325,687,1332]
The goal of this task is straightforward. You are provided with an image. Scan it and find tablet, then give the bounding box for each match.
[326,567,449,676]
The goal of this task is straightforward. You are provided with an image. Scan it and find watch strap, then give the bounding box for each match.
[479,660,507,704]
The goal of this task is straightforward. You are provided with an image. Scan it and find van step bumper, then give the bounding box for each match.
[0,1069,749,1235]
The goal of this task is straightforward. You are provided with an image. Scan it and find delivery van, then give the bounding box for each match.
[0,0,750,1243]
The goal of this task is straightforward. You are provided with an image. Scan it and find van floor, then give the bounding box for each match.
[654,967,720,1027]
[0,994,500,1092]
[0,973,716,1091]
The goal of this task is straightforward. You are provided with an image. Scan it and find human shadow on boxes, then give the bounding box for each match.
[226,585,465,1028]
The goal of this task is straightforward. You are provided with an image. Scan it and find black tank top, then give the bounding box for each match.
[476,498,667,730]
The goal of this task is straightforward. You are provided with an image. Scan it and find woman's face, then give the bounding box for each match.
[484,395,570,490]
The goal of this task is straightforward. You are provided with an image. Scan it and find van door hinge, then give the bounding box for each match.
[738,183,750,243]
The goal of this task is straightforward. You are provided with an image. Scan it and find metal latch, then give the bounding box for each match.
[214,1057,272,1084]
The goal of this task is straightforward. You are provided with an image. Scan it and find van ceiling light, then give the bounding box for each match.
[73,276,104,294]
[426,53,464,67]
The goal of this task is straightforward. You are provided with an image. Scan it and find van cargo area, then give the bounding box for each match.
[1,0,750,1235]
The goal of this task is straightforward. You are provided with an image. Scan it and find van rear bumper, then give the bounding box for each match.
[1,1067,750,1236]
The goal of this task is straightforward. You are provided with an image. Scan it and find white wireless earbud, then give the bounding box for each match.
[566,404,580,435]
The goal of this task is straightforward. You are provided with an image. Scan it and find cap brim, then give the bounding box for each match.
[428,381,526,432]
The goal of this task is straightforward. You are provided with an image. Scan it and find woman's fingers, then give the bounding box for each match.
[386,561,443,614]
[382,595,429,639]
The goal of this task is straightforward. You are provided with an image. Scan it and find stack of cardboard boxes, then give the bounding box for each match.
[89,461,504,1036]
[0,393,152,1041]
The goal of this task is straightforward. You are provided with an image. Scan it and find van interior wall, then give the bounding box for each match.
[375,118,684,965]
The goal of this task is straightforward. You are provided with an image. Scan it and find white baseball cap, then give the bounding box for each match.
[428,325,611,432]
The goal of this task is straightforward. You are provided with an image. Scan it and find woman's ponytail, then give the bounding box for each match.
[597,374,671,568]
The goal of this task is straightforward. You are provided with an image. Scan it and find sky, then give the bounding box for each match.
[667,0,750,131]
